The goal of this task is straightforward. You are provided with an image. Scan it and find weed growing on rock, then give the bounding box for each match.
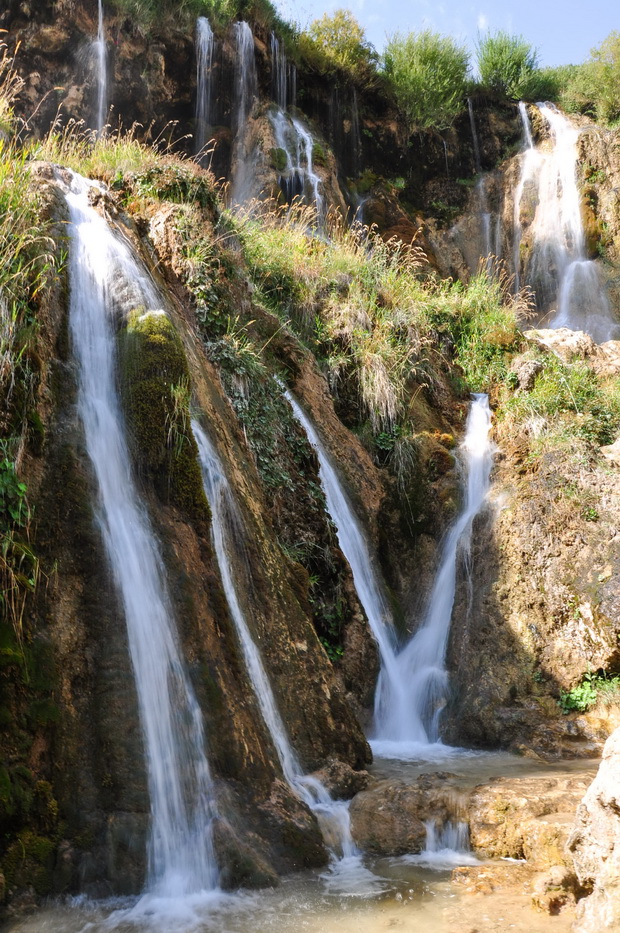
[559,671,620,713]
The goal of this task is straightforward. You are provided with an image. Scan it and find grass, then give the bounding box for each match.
[0,47,56,651]
[225,200,531,493]
[559,671,620,714]
[503,351,620,451]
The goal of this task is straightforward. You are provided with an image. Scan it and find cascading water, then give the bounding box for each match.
[350,88,361,178]
[230,21,258,206]
[195,17,214,160]
[513,102,538,293]
[285,389,493,760]
[192,420,378,892]
[64,171,218,897]
[403,820,478,869]
[94,0,107,134]
[514,103,619,341]
[373,395,494,756]
[283,391,404,718]
[271,33,295,111]
[467,99,496,274]
[467,98,482,174]
[270,109,324,220]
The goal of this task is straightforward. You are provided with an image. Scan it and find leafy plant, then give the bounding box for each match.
[475,31,539,99]
[559,671,620,714]
[383,30,470,131]
[299,9,378,82]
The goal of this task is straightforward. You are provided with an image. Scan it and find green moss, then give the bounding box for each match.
[269,147,288,173]
[2,831,56,896]
[311,142,327,167]
[118,310,210,522]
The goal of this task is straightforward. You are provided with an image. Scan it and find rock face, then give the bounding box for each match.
[442,324,620,757]
[569,727,620,931]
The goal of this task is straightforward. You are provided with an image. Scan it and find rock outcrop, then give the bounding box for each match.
[569,727,620,931]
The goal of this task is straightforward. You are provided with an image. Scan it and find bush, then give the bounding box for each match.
[570,32,620,124]
[475,31,539,98]
[383,31,470,131]
[299,9,377,82]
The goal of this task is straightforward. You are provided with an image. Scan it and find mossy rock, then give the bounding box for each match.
[2,831,56,896]
[311,142,326,167]
[117,310,210,523]
[269,147,288,174]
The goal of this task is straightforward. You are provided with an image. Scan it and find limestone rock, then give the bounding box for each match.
[469,772,595,867]
[309,759,370,799]
[569,728,620,931]
[531,865,579,915]
[349,774,458,855]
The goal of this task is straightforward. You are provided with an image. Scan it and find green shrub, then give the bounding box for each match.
[383,31,470,131]
[559,671,620,714]
[475,31,539,99]
[299,9,378,81]
[580,32,620,123]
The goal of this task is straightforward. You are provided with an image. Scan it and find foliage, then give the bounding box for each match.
[475,31,539,99]
[299,9,378,82]
[0,48,53,652]
[107,0,291,33]
[504,353,620,449]
[559,671,620,714]
[383,30,470,131]
[118,310,210,521]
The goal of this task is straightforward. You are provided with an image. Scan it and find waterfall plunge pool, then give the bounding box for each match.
[4,856,572,933]
[5,750,595,933]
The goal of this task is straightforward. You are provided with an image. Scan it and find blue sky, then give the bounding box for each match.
[274,0,617,68]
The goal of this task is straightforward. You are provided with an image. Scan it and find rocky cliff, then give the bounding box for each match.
[2,0,620,917]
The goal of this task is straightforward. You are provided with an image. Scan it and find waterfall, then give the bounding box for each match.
[286,392,493,758]
[474,175,493,273]
[233,21,257,134]
[192,420,374,888]
[271,33,291,111]
[229,22,258,206]
[512,102,538,293]
[514,103,619,341]
[283,392,403,714]
[195,17,214,160]
[94,0,107,134]
[350,88,361,177]
[64,171,218,897]
[404,820,478,869]
[270,109,324,221]
[374,396,493,754]
[467,98,482,174]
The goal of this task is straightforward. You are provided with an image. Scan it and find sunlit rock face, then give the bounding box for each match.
[570,728,620,931]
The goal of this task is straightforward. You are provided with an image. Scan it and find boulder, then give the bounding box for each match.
[569,728,620,931]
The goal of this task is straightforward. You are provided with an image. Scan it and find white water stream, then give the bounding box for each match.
[94,0,107,134]
[230,22,258,206]
[65,171,218,898]
[194,17,214,160]
[374,395,494,757]
[271,33,295,111]
[285,390,494,761]
[270,109,324,220]
[192,420,378,894]
[514,103,619,340]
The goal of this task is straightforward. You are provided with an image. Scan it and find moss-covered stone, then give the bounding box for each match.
[117,309,210,522]
[269,147,288,174]
[2,830,56,896]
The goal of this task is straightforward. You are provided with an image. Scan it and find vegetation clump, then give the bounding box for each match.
[475,31,540,99]
[298,9,378,84]
[383,30,470,130]
[118,309,210,522]
[559,671,620,713]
